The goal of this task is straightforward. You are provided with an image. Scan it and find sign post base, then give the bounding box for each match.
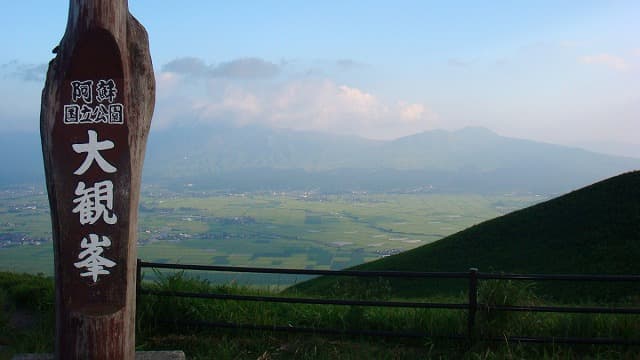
[12,351,186,360]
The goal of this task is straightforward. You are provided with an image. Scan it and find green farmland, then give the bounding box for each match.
[0,185,543,282]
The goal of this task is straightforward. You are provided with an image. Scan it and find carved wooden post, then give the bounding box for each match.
[40,0,154,358]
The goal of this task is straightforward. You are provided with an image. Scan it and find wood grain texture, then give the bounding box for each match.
[40,1,155,359]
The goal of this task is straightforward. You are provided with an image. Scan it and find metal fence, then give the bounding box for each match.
[137,259,640,346]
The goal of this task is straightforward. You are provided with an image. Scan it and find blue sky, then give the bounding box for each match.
[1,1,639,155]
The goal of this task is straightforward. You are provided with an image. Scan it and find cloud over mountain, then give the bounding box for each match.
[155,57,437,139]
[580,53,630,71]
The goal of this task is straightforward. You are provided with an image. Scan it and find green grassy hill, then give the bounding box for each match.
[294,171,640,300]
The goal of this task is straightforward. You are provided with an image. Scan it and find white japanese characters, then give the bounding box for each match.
[74,234,117,282]
[64,79,124,125]
[72,180,117,225]
[72,130,117,175]
[64,77,126,283]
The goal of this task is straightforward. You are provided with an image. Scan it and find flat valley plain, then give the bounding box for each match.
[0,184,545,285]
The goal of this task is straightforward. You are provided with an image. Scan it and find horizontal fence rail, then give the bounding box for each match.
[140,289,468,310]
[478,273,640,282]
[139,260,469,279]
[163,319,468,341]
[137,260,640,346]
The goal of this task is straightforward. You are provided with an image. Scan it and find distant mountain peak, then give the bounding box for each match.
[394,126,498,143]
[454,126,497,136]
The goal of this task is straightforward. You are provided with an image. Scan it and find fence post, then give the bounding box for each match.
[136,259,142,300]
[468,267,478,345]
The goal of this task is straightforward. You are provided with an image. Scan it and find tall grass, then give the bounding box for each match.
[136,271,640,359]
[0,272,54,359]
[1,271,638,359]
[137,270,464,337]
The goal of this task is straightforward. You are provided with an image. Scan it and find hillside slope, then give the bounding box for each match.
[294,171,640,299]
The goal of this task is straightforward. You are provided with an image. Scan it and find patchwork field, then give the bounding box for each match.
[0,184,544,283]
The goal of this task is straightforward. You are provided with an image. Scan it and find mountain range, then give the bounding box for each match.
[1,124,639,194]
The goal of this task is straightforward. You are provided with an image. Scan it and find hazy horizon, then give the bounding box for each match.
[1,1,638,157]
[2,122,639,161]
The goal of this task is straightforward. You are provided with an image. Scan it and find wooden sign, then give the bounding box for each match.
[40,1,155,359]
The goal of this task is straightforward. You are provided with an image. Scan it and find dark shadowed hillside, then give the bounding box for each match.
[294,171,640,299]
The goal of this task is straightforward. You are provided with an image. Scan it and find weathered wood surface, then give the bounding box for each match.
[40,0,155,359]
[12,351,186,360]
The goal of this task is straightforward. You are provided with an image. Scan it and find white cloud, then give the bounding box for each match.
[161,57,209,76]
[1,61,48,82]
[161,57,280,78]
[335,59,367,70]
[579,53,630,71]
[197,85,262,124]
[154,72,438,140]
[398,102,426,122]
[211,58,280,78]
